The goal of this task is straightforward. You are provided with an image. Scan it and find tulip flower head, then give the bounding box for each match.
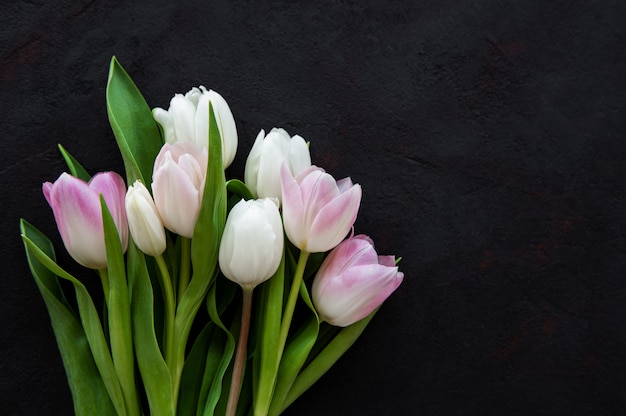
[244,128,311,204]
[43,172,128,269]
[125,181,166,256]
[281,165,361,253]
[152,142,208,238]
[153,86,238,168]
[219,198,284,289]
[312,235,404,327]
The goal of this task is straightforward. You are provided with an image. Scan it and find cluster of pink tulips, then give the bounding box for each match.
[23,57,403,416]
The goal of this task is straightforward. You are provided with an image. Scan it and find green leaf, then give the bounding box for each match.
[177,323,214,416]
[252,253,285,415]
[106,56,163,187]
[127,242,175,416]
[280,310,378,413]
[20,219,116,416]
[21,225,127,416]
[226,179,254,201]
[267,283,319,416]
[101,197,141,416]
[201,280,236,416]
[58,144,90,181]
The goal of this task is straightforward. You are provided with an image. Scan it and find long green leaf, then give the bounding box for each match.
[177,323,214,416]
[127,242,175,416]
[199,280,236,416]
[106,56,163,187]
[280,310,378,413]
[21,231,127,416]
[267,283,319,416]
[252,252,285,415]
[101,197,141,416]
[20,219,116,416]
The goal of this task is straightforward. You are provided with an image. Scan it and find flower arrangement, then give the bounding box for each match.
[20,57,404,416]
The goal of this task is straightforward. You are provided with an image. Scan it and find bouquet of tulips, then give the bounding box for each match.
[20,57,404,416]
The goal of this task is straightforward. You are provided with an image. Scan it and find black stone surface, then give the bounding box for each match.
[2,0,626,415]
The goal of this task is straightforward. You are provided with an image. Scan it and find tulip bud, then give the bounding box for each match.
[244,128,311,204]
[125,181,166,256]
[42,172,128,269]
[152,142,208,238]
[312,235,404,327]
[281,165,361,253]
[153,86,238,168]
[219,198,284,289]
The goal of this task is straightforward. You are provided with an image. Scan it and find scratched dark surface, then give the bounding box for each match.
[2,0,626,415]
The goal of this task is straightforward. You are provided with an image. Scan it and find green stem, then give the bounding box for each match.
[155,254,176,372]
[178,237,191,303]
[226,288,254,416]
[277,250,310,358]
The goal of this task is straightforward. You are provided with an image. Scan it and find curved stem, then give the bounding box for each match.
[155,254,176,372]
[178,237,191,303]
[277,250,310,357]
[226,288,254,416]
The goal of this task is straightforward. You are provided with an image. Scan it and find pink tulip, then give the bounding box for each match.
[312,235,404,327]
[152,142,208,238]
[43,172,128,269]
[280,164,361,253]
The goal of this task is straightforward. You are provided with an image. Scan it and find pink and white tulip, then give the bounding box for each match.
[152,142,208,238]
[43,172,128,269]
[125,181,166,256]
[312,235,404,327]
[244,128,311,204]
[153,86,238,168]
[280,165,361,253]
[219,198,284,289]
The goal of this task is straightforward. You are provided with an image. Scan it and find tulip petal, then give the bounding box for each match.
[45,173,107,268]
[256,133,288,200]
[297,169,340,217]
[307,184,362,252]
[194,93,210,149]
[153,161,201,238]
[281,164,306,248]
[244,130,266,196]
[288,135,312,176]
[315,264,403,327]
[207,89,238,168]
[89,172,128,251]
[170,94,196,144]
[153,108,176,144]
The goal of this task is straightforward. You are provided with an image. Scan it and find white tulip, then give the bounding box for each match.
[244,128,311,204]
[153,86,238,168]
[125,181,166,256]
[219,198,284,289]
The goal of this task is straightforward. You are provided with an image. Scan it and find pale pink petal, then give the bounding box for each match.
[281,164,306,248]
[307,184,361,252]
[153,161,200,238]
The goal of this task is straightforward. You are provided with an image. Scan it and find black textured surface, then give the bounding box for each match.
[3,0,626,415]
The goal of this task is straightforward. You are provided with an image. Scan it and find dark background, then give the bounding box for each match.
[2,0,626,414]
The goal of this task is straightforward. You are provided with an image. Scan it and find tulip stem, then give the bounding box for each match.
[226,287,254,416]
[278,250,310,357]
[155,254,176,371]
[178,237,191,302]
